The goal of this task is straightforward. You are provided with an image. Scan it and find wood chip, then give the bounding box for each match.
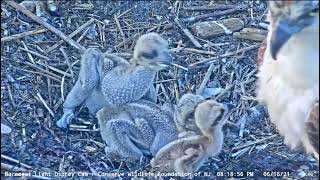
[191,18,244,38]
[85,146,97,152]
[233,28,267,42]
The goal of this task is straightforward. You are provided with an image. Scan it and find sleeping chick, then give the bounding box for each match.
[57,33,171,128]
[151,94,232,173]
[96,100,178,163]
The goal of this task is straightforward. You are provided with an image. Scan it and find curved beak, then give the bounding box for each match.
[270,17,296,60]
[156,51,173,67]
[270,14,311,60]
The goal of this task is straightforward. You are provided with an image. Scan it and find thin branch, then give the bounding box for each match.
[6,1,85,52]
[1,29,48,42]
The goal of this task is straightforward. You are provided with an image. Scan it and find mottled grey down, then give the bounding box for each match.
[96,99,178,162]
[174,93,204,134]
[56,49,156,128]
[102,65,156,105]
[57,33,172,129]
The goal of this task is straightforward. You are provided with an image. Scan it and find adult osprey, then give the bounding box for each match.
[257,1,319,160]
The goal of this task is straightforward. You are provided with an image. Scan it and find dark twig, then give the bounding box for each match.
[196,63,215,95]
[174,17,202,48]
[183,4,240,11]
[189,44,259,67]
[1,28,48,42]
[183,5,247,23]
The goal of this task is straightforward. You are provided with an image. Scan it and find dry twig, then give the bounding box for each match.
[170,47,215,56]
[1,162,27,172]
[60,47,75,81]
[20,41,36,64]
[1,154,32,169]
[6,1,85,52]
[183,5,247,23]
[213,84,233,101]
[174,17,202,48]
[1,29,48,42]
[189,44,259,67]
[46,19,95,53]
[114,14,126,42]
[19,47,49,60]
[196,63,215,95]
[232,134,278,150]
[183,4,239,11]
[36,92,55,117]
